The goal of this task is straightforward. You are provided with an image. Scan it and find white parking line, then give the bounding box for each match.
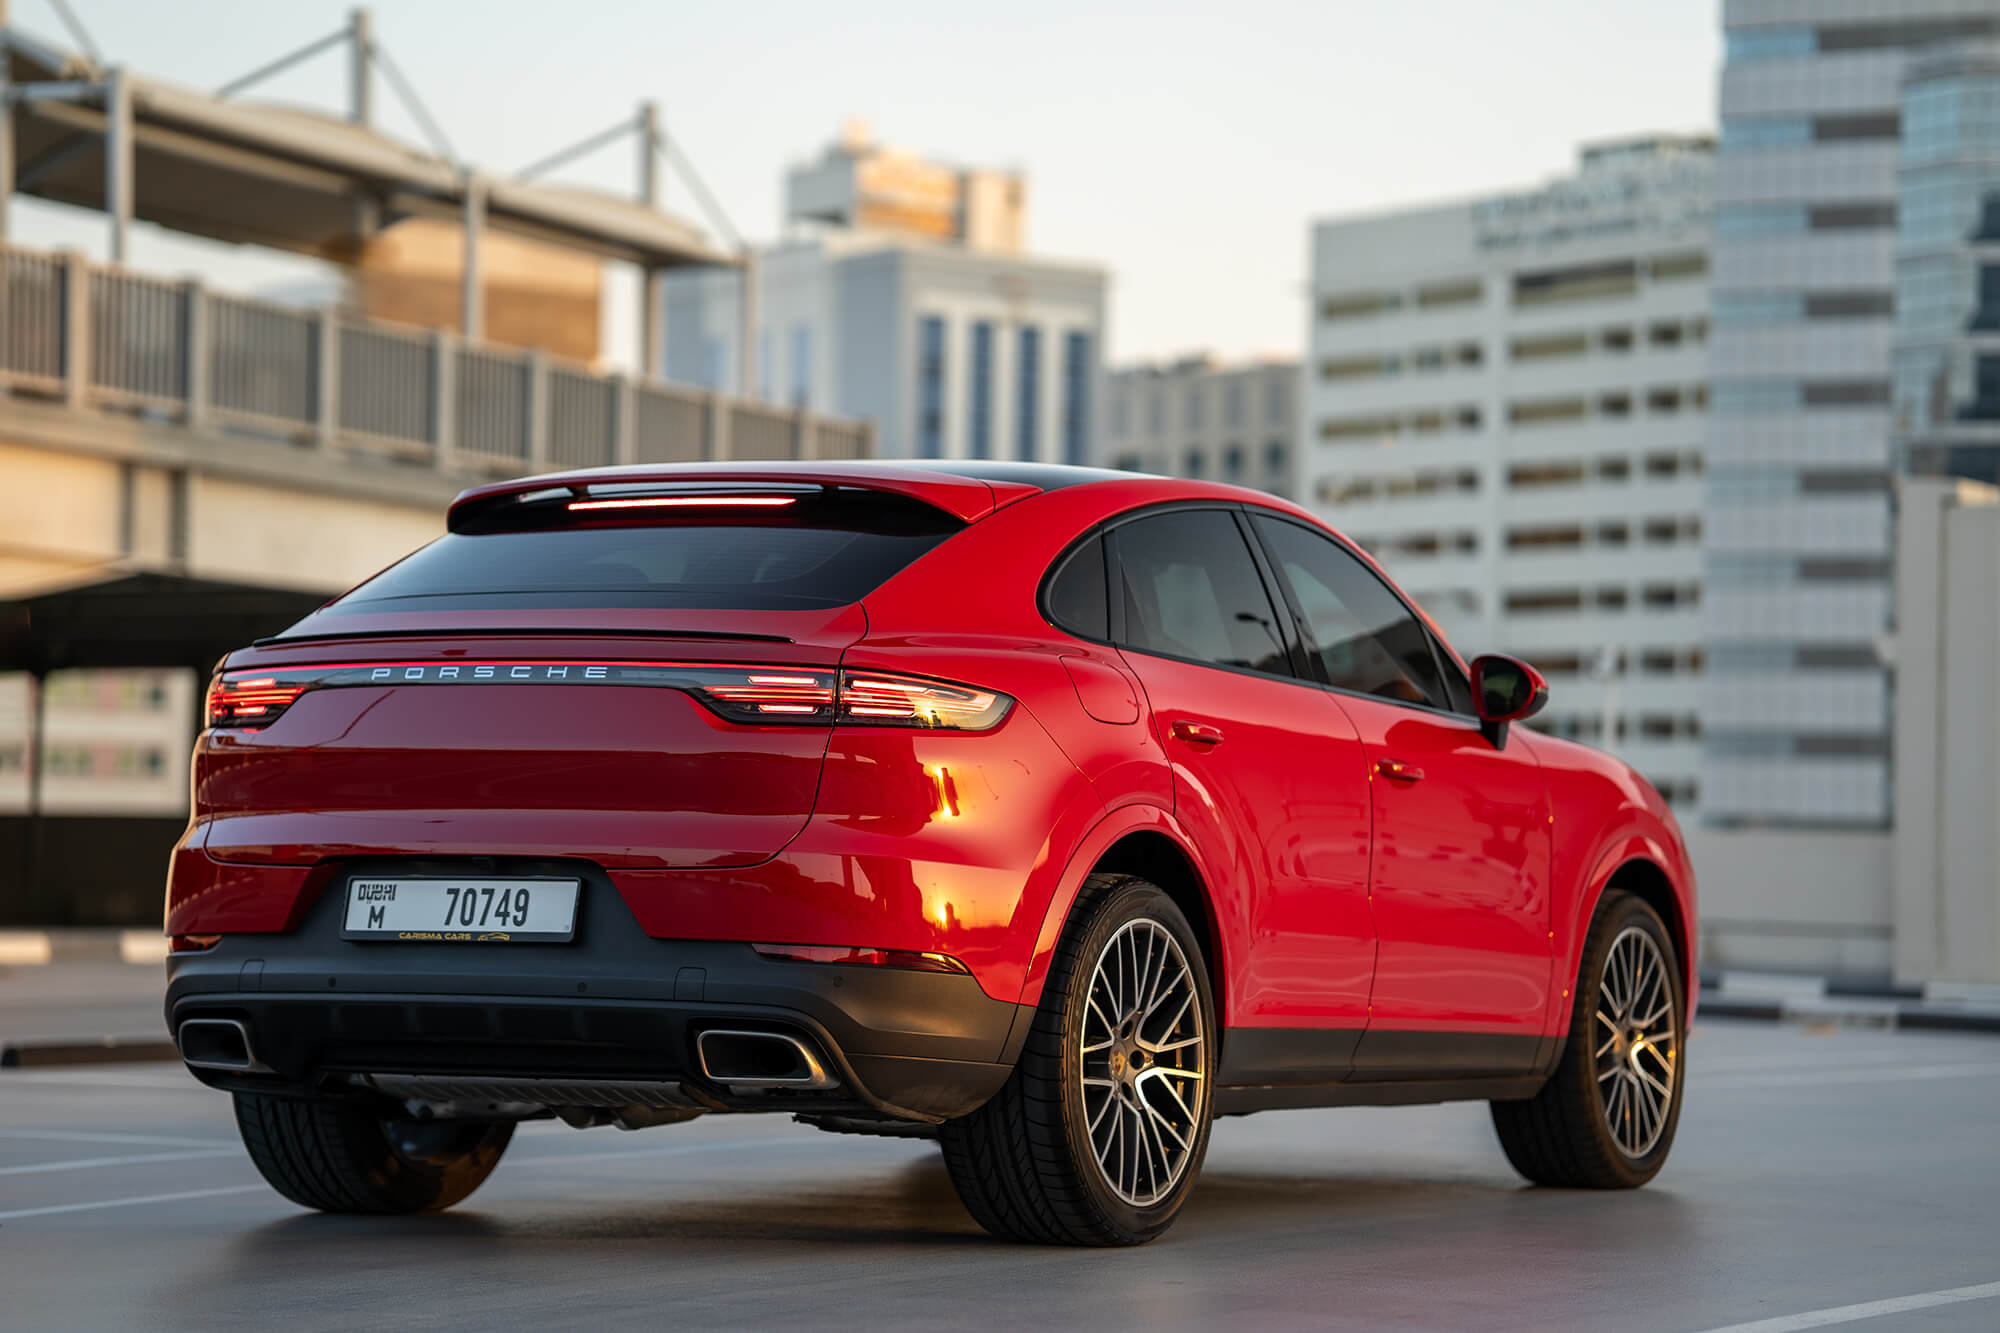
[1703,1062,2000,1090]
[1698,1279,2000,1332]
[0,1128,231,1148]
[0,1184,265,1222]
[0,1148,239,1177]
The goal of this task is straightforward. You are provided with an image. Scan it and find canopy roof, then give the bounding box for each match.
[0,571,325,676]
[3,25,739,269]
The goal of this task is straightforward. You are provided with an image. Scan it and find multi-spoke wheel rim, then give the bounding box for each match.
[1595,926,1679,1158]
[1079,919,1207,1207]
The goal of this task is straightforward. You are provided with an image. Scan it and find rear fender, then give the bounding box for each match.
[1019,802,1228,1017]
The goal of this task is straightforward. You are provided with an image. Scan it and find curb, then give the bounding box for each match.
[1698,986,2000,1034]
[0,1036,178,1068]
[0,930,167,966]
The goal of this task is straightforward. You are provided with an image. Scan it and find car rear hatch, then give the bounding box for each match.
[197,478,981,869]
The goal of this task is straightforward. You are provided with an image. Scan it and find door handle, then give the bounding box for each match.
[1170,719,1225,747]
[1375,757,1425,782]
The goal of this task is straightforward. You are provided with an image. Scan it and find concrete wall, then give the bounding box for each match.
[1685,826,1894,979]
[1894,477,2000,987]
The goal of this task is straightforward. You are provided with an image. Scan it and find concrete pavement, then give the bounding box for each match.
[1,1019,1996,1331]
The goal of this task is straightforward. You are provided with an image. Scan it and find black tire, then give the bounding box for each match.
[939,873,1217,1245]
[234,1092,514,1214]
[1491,889,1685,1188]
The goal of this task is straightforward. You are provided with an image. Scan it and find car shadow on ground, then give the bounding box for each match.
[196,1150,1696,1258]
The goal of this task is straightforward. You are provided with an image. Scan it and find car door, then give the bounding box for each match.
[1247,512,1553,1077]
[1105,506,1376,1076]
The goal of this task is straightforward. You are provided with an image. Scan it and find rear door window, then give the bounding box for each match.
[325,490,961,614]
[1110,509,1290,675]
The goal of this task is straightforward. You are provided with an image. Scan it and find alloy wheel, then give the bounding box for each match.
[1594,925,1679,1157]
[1079,918,1207,1207]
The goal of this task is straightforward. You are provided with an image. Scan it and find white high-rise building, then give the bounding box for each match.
[1705,0,2000,829]
[1304,137,1714,813]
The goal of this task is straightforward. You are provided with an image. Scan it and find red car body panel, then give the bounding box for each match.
[167,462,1697,1096]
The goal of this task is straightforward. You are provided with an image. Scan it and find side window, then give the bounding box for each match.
[1250,513,1453,710]
[1112,510,1290,675]
[1044,535,1108,640]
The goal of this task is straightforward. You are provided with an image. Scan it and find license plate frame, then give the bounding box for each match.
[339,876,581,943]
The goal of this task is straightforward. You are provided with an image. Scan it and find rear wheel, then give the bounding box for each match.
[1490,889,1684,1188]
[940,873,1215,1245]
[234,1091,513,1213]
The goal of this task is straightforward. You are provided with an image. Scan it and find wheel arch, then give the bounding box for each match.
[1021,804,1230,1029]
[1560,834,1698,1032]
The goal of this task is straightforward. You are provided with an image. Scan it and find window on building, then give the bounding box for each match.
[1416,278,1482,309]
[1320,355,1401,381]
[1601,327,1635,353]
[1510,397,1589,425]
[1062,331,1091,466]
[1185,450,1205,479]
[1508,461,1587,489]
[1320,415,1401,441]
[1456,343,1483,367]
[1321,290,1403,321]
[1224,380,1244,427]
[1596,586,1630,610]
[1598,521,1630,546]
[1597,456,1632,481]
[917,315,947,459]
[1815,112,1901,141]
[1810,201,1898,230]
[1648,322,1684,348]
[1726,26,1815,61]
[1412,347,1446,372]
[1649,252,1707,281]
[1600,392,1633,418]
[1514,260,1638,307]
[1507,525,1585,550]
[1251,514,1456,710]
[1512,332,1590,362]
[1506,589,1583,614]
[1113,510,1289,675]
[1184,383,1205,431]
[1647,387,1684,414]
[1017,325,1042,460]
[1146,386,1165,437]
[1264,441,1286,475]
[969,321,995,460]
[1224,445,1245,481]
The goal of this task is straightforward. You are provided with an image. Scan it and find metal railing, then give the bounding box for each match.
[0,241,874,473]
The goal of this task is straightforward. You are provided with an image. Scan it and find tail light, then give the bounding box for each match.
[207,677,309,728]
[202,663,1010,732]
[752,943,971,974]
[835,672,1009,730]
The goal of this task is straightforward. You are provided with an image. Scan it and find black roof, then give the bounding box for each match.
[910,461,1142,491]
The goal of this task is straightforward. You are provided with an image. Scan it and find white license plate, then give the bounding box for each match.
[341,877,580,943]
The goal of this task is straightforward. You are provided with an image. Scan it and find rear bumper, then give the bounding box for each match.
[165,860,1026,1122]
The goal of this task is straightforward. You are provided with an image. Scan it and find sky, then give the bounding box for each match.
[5,0,1721,372]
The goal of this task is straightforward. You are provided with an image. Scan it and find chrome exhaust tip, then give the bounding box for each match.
[695,1028,837,1090]
[177,1017,264,1072]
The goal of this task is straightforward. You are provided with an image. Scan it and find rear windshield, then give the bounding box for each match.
[324,490,961,613]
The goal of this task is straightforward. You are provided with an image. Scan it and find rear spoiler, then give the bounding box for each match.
[449,465,1042,530]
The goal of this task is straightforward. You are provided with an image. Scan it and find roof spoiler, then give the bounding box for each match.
[449,465,1041,530]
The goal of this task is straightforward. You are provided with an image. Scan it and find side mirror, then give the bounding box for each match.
[1470,653,1548,748]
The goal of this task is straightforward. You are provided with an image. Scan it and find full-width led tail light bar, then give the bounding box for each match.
[206,663,1011,732]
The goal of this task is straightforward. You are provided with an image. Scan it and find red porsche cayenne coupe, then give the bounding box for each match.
[166,460,1696,1245]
